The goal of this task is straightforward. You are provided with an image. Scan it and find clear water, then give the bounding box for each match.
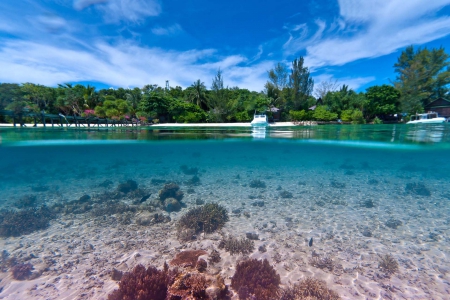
[0,124,449,299]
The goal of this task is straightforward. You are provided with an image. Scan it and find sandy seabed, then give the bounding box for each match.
[0,160,449,300]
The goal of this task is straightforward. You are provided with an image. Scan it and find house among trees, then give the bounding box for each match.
[425,98,450,118]
[308,98,323,111]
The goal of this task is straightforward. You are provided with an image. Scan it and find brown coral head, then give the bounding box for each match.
[170,250,208,268]
[231,258,280,300]
[196,258,208,272]
[378,254,399,275]
[11,263,33,280]
[288,277,341,300]
[167,272,208,299]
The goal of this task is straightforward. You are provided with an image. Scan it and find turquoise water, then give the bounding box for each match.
[0,124,449,299]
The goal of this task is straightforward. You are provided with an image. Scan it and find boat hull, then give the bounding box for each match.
[406,118,446,124]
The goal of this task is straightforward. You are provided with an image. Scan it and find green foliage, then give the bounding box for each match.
[373,117,383,124]
[288,57,314,110]
[351,110,365,124]
[340,109,353,122]
[234,110,251,122]
[394,46,450,114]
[312,106,338,121]
[289,110,309,121]
[365,85,400,118]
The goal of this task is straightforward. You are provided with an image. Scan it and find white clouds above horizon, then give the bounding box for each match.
[0,39,271,92]
[287,0,450,68]
[74,0,161,23]
[151,24,182,36]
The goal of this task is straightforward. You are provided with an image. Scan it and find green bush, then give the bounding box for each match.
[235,110,251,122]
[289,110,307,121]
[313,106,338,121]
[351,110,365,124]
[373,117,383,124]
[340,109,353,122]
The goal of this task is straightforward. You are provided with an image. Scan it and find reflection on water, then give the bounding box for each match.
[406,124,445,143]
[251,127,266,139]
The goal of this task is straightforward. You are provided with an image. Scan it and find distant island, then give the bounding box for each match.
[1,46,449,125]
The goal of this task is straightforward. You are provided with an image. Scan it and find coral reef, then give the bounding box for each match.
[280,277,341,300]
[218,235,255,255]
[405,182,431,196]
[186,175,201,186]
[108,264,169,300]
[208,249,221,265]
[309,254,334,271]
[167,272,208,299]
[378,254,399,275]
[164,197,182,212]
[385,218,402,229]
[249,179,266,188]
[99,179,113,188]
[231,259,280,300]
[14,195,38,208]
[11,263,33,280]
[279,191,293,199]
[170,250,208,268]
[159,182,184,201]
[330,180,345,189]
[196,258,207,272]
[360,199,375,208]
[0,206,55,237]
[117,180,138,194]
[177,203,228,238]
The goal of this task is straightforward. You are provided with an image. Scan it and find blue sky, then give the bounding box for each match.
[1,0,450,94]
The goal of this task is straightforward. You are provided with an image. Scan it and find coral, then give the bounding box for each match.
[218,235,254,255]
[330,180,346,189]
[167,272,208,299]
[279,191,293,199]
[164,197,182,212]
[111,268,123,281]
[177,203,228,236]
[180,165,199,175]
[14,195,38,208]
[108,264,169,300]
[186,175,201,186]
[170,250,208,268]
[0,206,55,237]
[405,182,431,196]
[385,218,402,229]
[378,254,399,275]
[251,201,264,207]
[280,277,340,300]
[309,255,334,271]
[99,179,113,188]
[117,180,138,194]
[11,263,33,280]
[159,182,184,201]
[231,259,280,300]
[208,249,221,265]
[360,199,375,208]
[78,194,91,203]
[249,179,266,188]
[196,258,207,272]
[195,198,205,205]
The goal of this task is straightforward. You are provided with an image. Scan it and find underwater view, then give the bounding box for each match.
[0,124,450,300]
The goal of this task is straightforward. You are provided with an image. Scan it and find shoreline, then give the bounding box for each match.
[0,121,316,128]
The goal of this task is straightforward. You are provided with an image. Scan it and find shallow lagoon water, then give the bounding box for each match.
[0,124,449,299]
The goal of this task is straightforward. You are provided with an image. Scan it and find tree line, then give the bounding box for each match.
[0,45,449,124]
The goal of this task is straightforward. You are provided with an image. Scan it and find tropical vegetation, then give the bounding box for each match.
[1,45,449,124]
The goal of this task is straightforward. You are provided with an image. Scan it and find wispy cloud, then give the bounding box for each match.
[151,24,182,36]
[0,39,270,91]
[284,0,450,68]
[314,73,375,92]
[74,0,161,23]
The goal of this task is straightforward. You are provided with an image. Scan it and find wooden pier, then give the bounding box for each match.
[0,110,141,128]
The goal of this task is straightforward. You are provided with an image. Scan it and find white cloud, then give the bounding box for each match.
[151,24,182,36]
[284,0,450,68]
[74,0,161,23]
[313,73,375,92]
[0,39,271,91]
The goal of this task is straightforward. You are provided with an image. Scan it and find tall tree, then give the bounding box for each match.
[394,46,450,113]
[188,79,208,110]
[265,63,289,109]
[288,57,314,110]
[365,85,401,119]
[210,69,227,120]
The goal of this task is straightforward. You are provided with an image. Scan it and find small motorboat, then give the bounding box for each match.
[250,114,268,126]
[406,112,446,124]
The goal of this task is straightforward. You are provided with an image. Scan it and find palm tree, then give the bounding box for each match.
[189,79,208,110]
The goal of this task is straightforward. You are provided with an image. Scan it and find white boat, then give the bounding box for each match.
[250,114,268,126]
[406,112,446,124]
